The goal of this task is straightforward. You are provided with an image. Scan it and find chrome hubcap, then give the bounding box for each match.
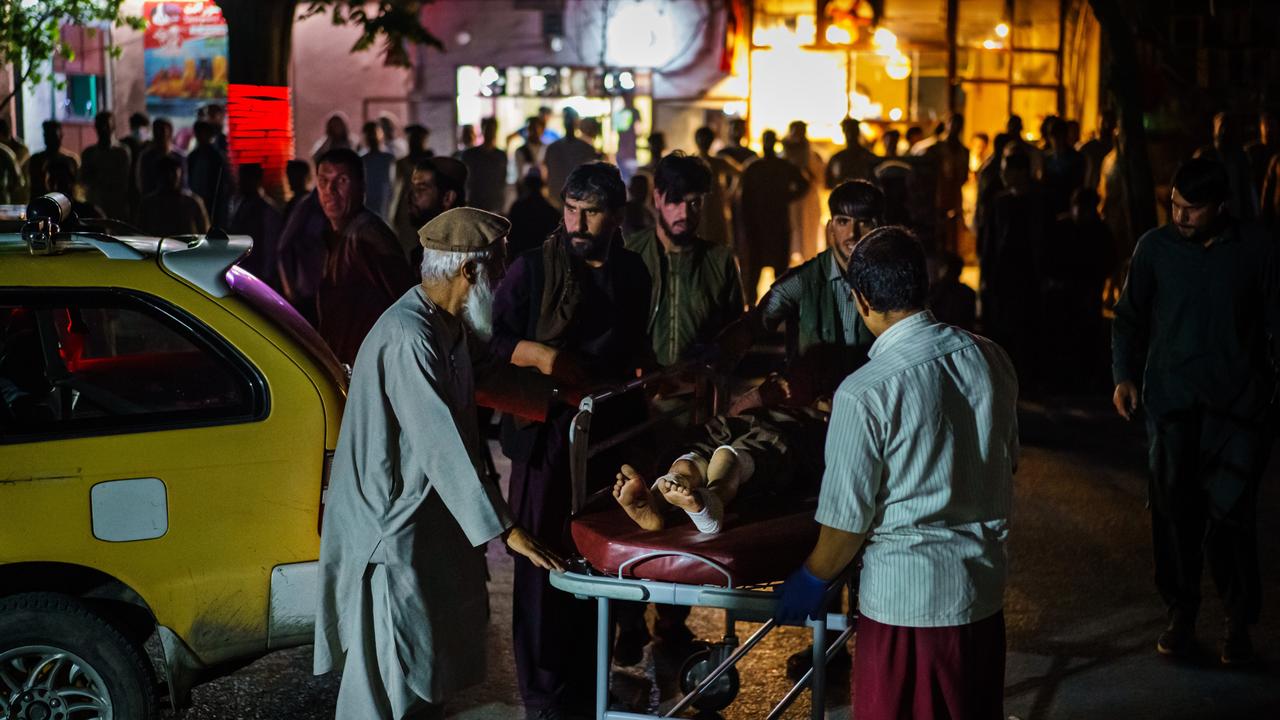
[0,646,111,720]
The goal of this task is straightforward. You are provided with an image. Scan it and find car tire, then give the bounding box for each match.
[0,592,159,720]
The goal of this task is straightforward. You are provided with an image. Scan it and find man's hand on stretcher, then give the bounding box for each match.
[774,525,865,626]
[503,526,567,572]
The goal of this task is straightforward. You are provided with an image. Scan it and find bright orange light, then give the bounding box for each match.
[886,51,911,80]
[873,27,897,57]
[983,39,1003,50]
[825,24,853,45]
[995,23,1010,38]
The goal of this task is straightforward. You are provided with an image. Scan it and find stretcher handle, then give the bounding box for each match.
[616,550,734,589]
[576,362,716,411]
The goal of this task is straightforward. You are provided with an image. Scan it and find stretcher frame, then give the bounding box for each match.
[554,366,854,719]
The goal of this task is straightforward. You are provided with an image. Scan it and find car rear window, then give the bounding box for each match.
[0,288,265,442]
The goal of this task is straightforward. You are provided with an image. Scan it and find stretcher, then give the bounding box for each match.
[549,367,853,720]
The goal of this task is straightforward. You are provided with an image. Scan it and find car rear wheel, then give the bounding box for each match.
[0,592,158,720]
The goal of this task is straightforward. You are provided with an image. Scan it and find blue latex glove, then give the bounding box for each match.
[774,565,829,626]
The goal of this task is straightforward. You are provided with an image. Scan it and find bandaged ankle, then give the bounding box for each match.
[686,488,725,534]
[711,445,755,483]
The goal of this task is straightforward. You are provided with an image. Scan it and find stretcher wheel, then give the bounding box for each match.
[678,646,740,711]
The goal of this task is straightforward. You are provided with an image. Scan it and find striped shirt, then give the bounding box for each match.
[817,311,1019,627]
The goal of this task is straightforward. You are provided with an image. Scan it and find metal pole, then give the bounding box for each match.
[597,597,611,720]
[810,618,827,720]
[766,625,856,720]
[947,0,959,114]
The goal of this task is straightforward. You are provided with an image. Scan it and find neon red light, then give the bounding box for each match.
[227,84,295,195]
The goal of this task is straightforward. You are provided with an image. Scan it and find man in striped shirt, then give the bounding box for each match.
[777,226,1019,720]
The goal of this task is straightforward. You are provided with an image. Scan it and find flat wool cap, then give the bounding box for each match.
[419,207,511,252]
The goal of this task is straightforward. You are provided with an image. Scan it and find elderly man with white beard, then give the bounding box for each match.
[315,207,565,720]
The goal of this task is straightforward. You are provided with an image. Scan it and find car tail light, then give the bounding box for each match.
[318,450,334,535]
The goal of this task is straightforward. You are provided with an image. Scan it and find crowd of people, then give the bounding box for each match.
[5,102,1276,720]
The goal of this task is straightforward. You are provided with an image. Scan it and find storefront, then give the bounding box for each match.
[743,0,1101,149]
[454,64,654,175]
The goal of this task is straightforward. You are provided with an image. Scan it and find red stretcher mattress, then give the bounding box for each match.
[570,499,820,587]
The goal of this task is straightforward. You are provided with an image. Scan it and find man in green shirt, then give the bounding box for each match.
[625,151,745,368]
[1113,158,1280,666]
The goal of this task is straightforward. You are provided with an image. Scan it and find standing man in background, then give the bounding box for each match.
[1112,158,1279,665]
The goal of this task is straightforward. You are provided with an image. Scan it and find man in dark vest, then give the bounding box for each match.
[489,162,653,719]
[721,179,883,403]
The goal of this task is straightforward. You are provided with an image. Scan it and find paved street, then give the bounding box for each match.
[167,396,1280,719]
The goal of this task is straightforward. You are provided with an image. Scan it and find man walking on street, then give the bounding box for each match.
[316,208,563,720]
[777,226,1019,720]
[1112,157,1279,665]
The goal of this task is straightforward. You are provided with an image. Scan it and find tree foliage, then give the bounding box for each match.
[296,1,442,68]
[0,0,144,111]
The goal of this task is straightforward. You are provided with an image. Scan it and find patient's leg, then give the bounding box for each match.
[613,464,666,531]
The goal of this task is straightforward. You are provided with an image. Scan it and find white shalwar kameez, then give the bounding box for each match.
[314,286,513,719]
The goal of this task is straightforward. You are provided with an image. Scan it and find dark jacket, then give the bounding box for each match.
[624,227,745,367]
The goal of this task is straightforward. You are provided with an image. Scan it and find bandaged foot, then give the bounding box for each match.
[614,464,665,531]
[657,453,708,512]
[658,475,706,513]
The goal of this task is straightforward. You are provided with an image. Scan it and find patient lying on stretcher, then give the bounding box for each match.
[612,375,829,534]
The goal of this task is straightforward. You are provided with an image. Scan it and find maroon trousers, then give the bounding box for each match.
[852,611,1006,720]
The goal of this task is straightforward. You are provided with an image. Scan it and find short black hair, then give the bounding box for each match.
[562,161,625,210]
[1172,157,1229,206]
[652,151,711,203]
[238,162,264,190]
[694,126,715,151]
[286,159,311,185]
[316,147,364,184]
[129,112,150,130]
[846,226,928,313]
[828,180,884,220]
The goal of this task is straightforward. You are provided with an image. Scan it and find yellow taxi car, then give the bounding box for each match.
[0,197,346,718]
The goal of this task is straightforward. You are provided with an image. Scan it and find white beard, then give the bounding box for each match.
[462,273,494,342]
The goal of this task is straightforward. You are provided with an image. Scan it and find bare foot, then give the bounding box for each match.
[613,465,665,531]
[659,475,706,513]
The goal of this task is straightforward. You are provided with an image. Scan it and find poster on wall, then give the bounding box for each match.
[143,1,228,132]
